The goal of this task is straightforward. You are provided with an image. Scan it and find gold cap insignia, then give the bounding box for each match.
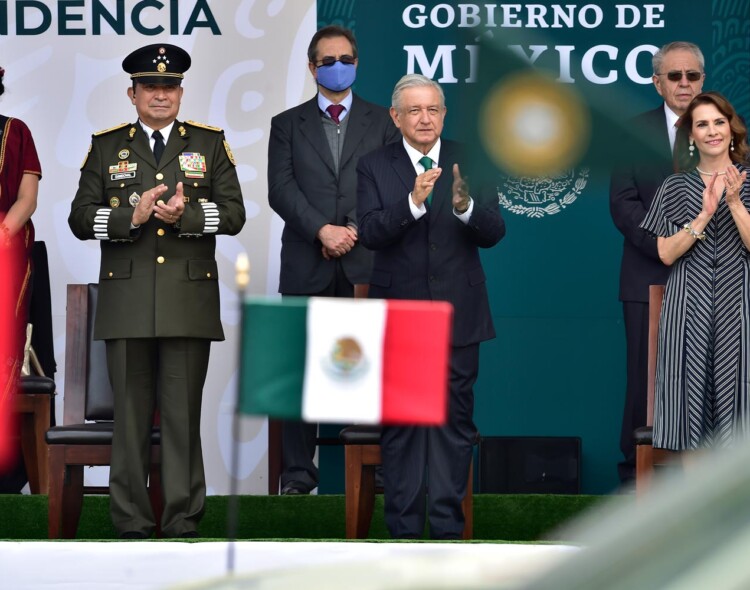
[110,196,120,208]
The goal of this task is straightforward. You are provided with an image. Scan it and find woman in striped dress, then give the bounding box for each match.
[640,91,750,450]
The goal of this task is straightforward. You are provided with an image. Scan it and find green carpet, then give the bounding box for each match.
[0,494,611,540]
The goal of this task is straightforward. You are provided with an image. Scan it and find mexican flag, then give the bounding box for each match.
[239,297,453,425]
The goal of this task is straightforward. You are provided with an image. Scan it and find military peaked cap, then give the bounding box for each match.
[122,43,191,85]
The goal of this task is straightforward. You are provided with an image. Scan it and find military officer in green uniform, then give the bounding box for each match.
[68,44,245,539]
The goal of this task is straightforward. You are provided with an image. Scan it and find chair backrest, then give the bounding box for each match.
[646,284,665,426]
[63,284,114,424]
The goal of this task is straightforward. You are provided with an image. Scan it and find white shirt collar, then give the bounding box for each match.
[403,137,442,173]
[139,120,175,146]
[317,91,353,122]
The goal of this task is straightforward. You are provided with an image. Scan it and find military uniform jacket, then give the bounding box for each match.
[69,120,245,341]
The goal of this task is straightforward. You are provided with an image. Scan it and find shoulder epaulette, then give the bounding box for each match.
[185,120,223,133]
[93,123,130,136]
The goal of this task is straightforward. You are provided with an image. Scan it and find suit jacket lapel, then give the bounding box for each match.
[651,106,675,175]
[340,95,370,170]
[391,142,417,194]
[431,141,457,215]
[299,97,336,176]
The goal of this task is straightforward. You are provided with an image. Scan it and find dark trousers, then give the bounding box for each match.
[280,261,353,492]
[619,301,649,483]
[381,344,479,539]
[106,337,210,537]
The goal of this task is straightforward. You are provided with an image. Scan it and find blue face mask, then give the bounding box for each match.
[316,61,356,93]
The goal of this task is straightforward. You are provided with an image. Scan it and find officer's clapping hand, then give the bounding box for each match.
[132,184,168,226]
[154,181,186,225]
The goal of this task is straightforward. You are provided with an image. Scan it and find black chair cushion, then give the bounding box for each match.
[46,422,161,446]
[340,425,482,445]
[634,426,654,445]
[20,375,56,395]
[339,425,382,445]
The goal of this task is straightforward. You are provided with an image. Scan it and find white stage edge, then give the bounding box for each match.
[2,541,578,590]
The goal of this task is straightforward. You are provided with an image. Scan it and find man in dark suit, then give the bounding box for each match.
[357,74,505,539]
[268,26,400,495]
[68,44,245,538]
[610,41,704,485]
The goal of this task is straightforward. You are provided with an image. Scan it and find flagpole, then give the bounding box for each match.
[226,252,250,575]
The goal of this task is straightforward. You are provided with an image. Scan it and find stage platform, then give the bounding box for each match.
[1,540,578,589]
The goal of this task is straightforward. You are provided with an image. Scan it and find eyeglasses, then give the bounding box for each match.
[315,55,356,68]
[659,70,702,82]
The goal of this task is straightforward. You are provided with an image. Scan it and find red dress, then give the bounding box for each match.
[0,116,41,467]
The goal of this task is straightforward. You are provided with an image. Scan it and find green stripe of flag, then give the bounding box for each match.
[239,297,308,419]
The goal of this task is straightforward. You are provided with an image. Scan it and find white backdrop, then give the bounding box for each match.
[1,0,316,494]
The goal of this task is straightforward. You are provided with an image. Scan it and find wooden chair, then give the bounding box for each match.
[45,284,163,538]
[15,375,56,494]
[634,284,679,494]
[339,425,474,540]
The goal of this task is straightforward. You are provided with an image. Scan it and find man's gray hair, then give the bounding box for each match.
[652,41,705,75]
[391,74,445,111]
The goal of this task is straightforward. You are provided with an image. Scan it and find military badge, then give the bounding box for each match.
[109,161,137,181]
[179,152,207,178]
[81,143,92,169]
[129,127,136,138]
[110,196,120,208]
[223,140,237,166]
[93,123,129,136]
[118,149,130,159]
[109,161,137,173]
[178,126,186,137]
[128,192,141,207]
[186,120,222,132]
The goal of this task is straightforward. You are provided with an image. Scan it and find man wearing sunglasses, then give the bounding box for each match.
[268,26,401,496]
[609,41,705,488]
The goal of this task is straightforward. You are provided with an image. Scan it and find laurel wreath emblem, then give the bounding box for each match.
[497,168,590,218]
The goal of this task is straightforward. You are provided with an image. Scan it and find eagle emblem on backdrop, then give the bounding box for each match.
[479,71,590,218]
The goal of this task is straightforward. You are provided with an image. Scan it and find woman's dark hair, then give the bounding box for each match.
[0,67,5,97]
[675,91,749,170]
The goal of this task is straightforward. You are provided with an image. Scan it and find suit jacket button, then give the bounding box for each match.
[108,272,113,278]
[206,272,211,278]
[157,256,165,264]
[430,243,437,251]
[157,228,165,236]
[156,173,164,181]
[429,275,436,282]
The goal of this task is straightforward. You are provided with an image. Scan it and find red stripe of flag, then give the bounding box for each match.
[381,300,453,425]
